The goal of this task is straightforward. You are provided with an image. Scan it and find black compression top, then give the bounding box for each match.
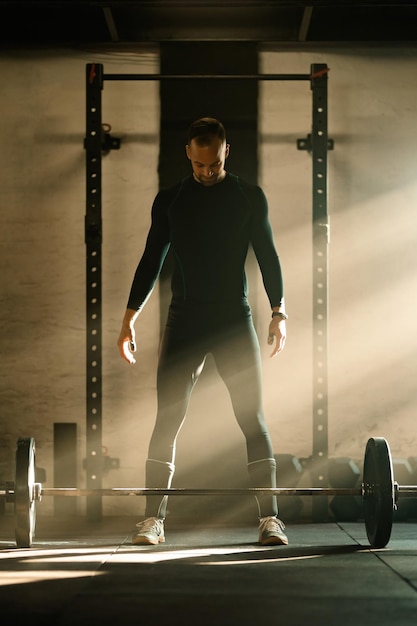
[127,173,284,311]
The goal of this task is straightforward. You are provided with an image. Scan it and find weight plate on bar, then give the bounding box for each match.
[363,437,394,548]
[15,437,37,548]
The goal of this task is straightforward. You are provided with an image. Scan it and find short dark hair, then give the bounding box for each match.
[187,117,226,146]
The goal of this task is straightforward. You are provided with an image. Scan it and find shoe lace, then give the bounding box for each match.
[136,517,163,533]
[260,516,286,533]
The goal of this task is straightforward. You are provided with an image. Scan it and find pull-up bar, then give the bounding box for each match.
[102,73,312,81]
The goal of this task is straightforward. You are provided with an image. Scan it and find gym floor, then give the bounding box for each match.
[0,516,416,625]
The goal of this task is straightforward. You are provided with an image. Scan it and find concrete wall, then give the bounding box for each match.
[0,49,160,514]
[259,48,417,466]
[0,46,416,516]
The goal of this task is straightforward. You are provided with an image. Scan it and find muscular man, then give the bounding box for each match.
[117,117,289,546]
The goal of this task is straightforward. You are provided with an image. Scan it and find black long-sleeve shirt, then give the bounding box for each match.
[127,173,284,311]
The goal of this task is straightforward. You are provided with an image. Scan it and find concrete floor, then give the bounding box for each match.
[0,515,417,626]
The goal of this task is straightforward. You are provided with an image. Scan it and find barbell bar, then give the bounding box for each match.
[2,437,417,549]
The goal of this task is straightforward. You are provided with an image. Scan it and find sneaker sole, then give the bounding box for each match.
[260,535,289,546]
[132,534,165,546]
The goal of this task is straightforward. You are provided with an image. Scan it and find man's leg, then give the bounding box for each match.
[144,459,175,519]
[133,318,206,545]
[213,318,278,513]
[213,317,288,544]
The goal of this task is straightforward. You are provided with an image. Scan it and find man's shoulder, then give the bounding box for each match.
[153,177,192,207]
[159,177,189,196]
[227,172,261,190]
[229,174,266,205]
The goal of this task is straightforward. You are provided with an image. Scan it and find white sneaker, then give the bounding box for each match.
[132,517,165,545]
[259,516,288,546]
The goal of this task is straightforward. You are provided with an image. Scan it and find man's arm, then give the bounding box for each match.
[117,189,172,364]
[248,185,287,357]
[117,308,140,364]
[126,191,171,313]
[268,302,287,358]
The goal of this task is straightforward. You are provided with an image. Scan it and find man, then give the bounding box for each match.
[117,117,289,546]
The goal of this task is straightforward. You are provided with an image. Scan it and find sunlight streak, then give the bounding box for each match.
[196,554,323,565]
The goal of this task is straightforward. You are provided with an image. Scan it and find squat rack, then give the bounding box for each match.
[84,62,330,522]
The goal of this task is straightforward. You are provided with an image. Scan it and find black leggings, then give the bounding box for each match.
[145,304,278,519]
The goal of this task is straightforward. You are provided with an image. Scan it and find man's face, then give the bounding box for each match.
[186,138,230,186]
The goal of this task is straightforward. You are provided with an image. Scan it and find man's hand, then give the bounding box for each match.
[117,308,139,364]
[267,318,286,358]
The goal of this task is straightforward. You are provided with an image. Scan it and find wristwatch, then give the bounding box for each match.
[271,311,288,320]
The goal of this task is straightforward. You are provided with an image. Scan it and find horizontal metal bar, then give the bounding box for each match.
[3,485,417,500]
[102,73,311,82]
[39,487,362,497]
[397,485,417,498]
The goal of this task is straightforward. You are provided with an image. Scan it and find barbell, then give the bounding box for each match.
[1,437,416,549]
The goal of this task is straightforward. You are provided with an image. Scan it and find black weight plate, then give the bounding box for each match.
[363,437,394,548]
[15,437,37,548]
